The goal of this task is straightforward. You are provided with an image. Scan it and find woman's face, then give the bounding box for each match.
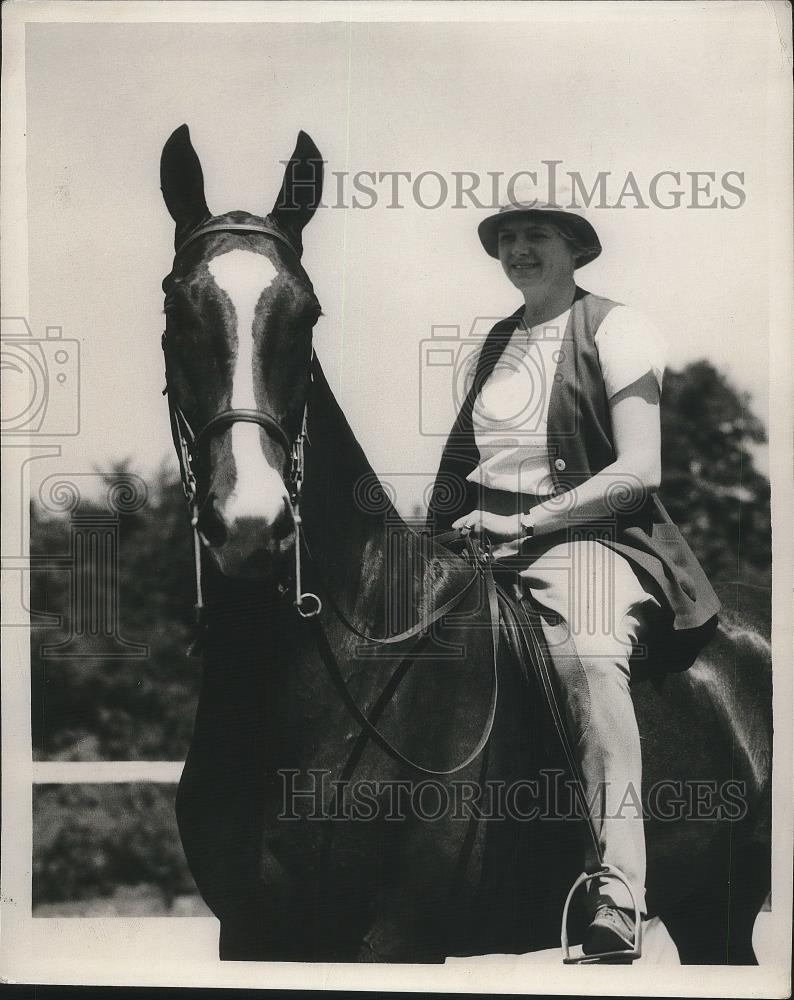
[497,217,577,293]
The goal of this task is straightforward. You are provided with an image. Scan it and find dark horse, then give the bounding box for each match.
[160,125,772,964]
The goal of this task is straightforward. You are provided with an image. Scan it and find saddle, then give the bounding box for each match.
[435,533,571,747]
[490,576,558,752]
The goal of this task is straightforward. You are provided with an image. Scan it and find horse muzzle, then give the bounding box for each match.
[198,491,295,581]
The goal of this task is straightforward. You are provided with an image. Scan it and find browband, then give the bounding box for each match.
[175,222,300,260]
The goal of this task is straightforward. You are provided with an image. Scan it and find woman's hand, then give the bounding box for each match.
[451,509,524,542]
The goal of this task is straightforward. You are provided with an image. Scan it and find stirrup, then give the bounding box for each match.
[561,863,643,964]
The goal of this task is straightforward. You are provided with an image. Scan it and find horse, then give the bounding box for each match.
[159,124,772,964]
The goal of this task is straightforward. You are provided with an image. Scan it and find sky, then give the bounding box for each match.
[17,4,787,513]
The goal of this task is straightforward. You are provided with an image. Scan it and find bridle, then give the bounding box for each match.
[162,220,322,636]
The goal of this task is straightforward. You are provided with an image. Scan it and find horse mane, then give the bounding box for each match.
[303,355,477,632]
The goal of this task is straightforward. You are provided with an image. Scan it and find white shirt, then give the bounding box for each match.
[466,305,667,496]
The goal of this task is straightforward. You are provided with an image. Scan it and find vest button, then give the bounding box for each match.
[554,458,566,471]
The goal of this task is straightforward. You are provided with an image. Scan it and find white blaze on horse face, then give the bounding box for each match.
[207,249,288,526]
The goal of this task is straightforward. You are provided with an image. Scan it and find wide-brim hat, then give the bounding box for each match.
[478,198,601,268]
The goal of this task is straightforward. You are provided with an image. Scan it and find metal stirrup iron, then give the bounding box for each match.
[561,864,643,964]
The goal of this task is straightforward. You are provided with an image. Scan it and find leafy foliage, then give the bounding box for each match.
[30,463,200,761]
[33,783,194,905]
[659,362,771,588]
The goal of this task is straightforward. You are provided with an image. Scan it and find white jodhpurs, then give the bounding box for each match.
[514,538,662,916]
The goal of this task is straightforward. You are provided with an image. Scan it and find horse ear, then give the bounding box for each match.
[160,125,211,246]
[270,131,324,255]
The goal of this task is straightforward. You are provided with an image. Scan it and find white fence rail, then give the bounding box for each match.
[32,761,184,784]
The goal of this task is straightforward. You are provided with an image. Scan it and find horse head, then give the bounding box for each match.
[160,125,323,582]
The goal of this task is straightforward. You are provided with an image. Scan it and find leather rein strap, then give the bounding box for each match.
[301,529,480,647]
[310,531,500,777]
[164,220,500,776]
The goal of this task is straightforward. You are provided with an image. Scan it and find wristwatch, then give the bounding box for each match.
[519,510,536,556]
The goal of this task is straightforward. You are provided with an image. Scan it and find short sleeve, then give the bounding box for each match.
[594,305,667,400]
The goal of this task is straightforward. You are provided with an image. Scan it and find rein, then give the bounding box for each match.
[310,529,501,776]
[162,219,499,777]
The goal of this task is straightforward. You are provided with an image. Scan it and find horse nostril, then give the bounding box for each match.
[271,502,294,542]
[197,494,227,547]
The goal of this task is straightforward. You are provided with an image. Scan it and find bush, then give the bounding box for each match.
[30,465,201,761]
[33,783,196,906]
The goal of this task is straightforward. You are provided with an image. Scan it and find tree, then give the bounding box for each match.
[30,462,200,761]
[659,361,771,588]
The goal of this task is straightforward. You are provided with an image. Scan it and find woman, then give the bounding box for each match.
[427,192,721,956]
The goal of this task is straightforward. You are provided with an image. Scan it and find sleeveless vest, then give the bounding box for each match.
[427,287,721,654]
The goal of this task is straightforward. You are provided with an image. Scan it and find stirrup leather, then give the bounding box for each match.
[561,863,643,964]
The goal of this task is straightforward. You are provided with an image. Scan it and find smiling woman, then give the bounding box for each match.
[429,186,722,957]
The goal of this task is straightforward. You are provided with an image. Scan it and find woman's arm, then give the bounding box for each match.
[529,370,662,536]
[452,370,662,541]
